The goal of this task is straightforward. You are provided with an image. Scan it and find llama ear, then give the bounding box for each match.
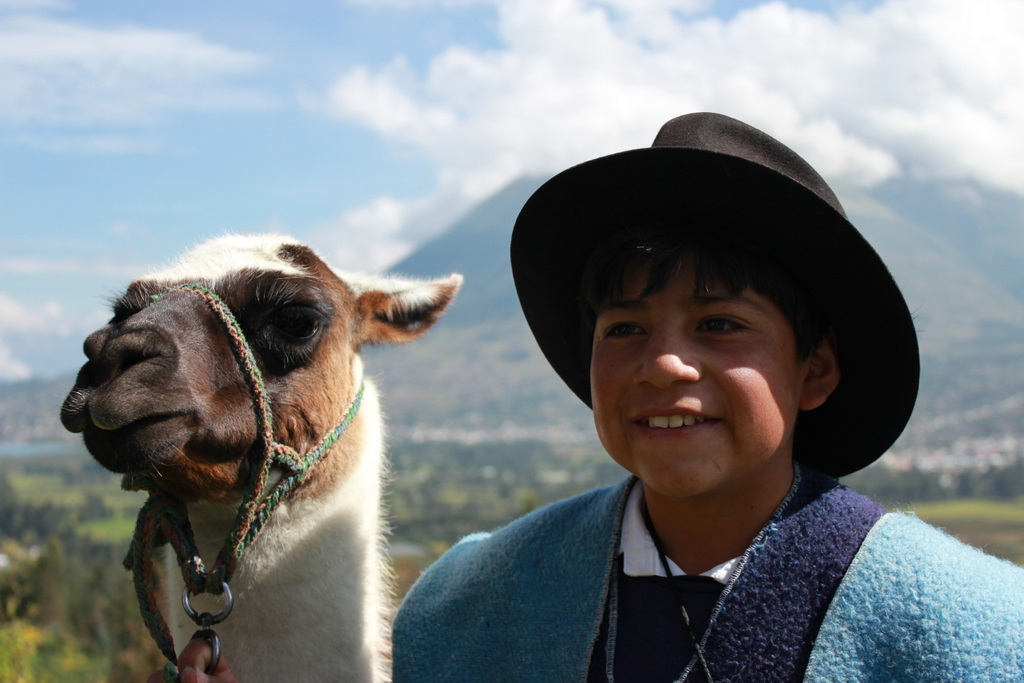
[350,273,463,345]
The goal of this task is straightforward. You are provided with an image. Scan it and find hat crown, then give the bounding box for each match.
[652,113,847,219]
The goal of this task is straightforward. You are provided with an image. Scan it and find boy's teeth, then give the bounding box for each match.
[647,415,706,428]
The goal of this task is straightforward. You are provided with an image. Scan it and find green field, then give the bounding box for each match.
[899,498,1024,565]
[10,473,143,514]
[2,447,1023,682]
[9,473,142,511]
[4,451,1024,565]
[3,456,145,546]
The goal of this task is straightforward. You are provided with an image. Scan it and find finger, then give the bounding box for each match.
[146,670,165,683]
[177,637,214,674]
[177,637,240,683]
[178,662,241,683]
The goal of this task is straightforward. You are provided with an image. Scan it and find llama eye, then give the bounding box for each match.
[270,306,321,339]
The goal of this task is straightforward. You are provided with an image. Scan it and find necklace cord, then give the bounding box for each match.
[640,498,716,683]
[119,284,364,678]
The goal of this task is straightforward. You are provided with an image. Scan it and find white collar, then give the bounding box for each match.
[619,482,741,585]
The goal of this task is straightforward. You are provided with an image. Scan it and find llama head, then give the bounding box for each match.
[60,234,461,503]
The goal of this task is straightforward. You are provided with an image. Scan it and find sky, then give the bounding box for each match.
[1,0,1024,381]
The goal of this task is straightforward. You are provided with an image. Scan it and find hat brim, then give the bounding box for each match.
[511,146,919,477]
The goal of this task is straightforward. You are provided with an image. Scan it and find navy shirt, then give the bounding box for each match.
[587,558,724,683]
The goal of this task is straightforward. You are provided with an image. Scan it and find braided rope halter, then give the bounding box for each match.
[121,284,364,683]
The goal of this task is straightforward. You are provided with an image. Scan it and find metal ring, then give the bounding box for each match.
[181,582,234,626]
[190,628,221,675]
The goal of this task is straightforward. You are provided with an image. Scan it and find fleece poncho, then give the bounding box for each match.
[394,466,1024,682]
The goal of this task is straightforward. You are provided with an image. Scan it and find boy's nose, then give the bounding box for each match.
[636,336,701,387]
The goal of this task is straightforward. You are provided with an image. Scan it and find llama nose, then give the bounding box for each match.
[82,328,106,362]
[63,327,178,432]
[91,328,174,385]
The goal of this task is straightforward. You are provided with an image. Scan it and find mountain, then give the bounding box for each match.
[0,376,74,443]
[385,174,1024,355]
[835,181,1024,357]
[870,178,1024,303]
[366,176,596,439]
[388,176,545,325]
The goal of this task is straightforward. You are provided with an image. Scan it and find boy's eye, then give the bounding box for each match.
[604,322,644,338]
[700,318,743,333]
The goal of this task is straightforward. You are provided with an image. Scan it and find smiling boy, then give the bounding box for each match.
[589,246,839,579]
[393,113,1024,682]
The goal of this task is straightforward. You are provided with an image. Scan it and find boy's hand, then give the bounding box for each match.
[145,638,241,683]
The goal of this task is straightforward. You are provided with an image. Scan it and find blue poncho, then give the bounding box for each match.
[394,466,1024,682]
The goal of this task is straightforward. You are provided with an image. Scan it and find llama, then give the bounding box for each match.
[59,234,462,682]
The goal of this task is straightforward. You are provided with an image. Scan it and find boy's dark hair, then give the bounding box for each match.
[579,227,831,368]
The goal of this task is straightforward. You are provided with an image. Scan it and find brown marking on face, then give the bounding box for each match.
[263,251,364,500]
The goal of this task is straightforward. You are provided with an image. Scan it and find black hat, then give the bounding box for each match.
[511,112,918,477]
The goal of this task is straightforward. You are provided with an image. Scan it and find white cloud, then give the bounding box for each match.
[306,196,424,272]
[0,256,150,277]
[0,13,268,126]
[0,292,72,334]
[313,0,1024,252]
[0,343,30,381]
[0,292,107,380]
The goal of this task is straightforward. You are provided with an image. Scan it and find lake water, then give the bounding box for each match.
[0,441,87,458]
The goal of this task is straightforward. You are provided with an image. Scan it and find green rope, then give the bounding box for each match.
[121,284,365,678]
[162,662,180,683]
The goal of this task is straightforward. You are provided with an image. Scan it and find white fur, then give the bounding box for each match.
[341,270,465,309]
[141,234,307,285]
[141,236,464,319]
[162,363,393,683]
